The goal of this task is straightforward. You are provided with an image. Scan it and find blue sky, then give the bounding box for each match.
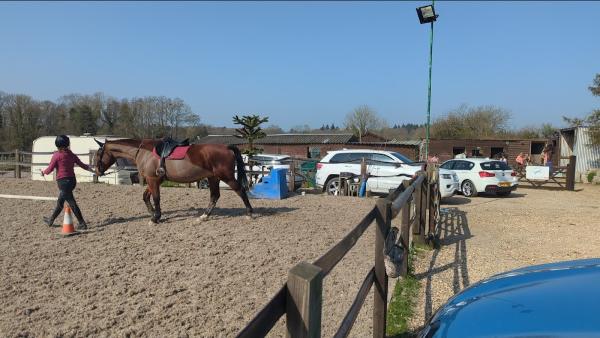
[1,1,598,129]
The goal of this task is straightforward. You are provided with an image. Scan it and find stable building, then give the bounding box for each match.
[427,138,558,167]
[196,133,421,160]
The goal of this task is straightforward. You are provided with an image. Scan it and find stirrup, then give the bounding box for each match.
[156,167,166,177]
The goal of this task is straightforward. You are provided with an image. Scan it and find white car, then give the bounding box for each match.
[439,158,518,197]
[438,168,460,199]
[316,149,458,197]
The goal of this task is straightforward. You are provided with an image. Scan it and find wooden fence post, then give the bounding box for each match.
[420,178,427,241]
[15,149,21,178]
[374,199,391,338]
[400,180,411,277]
[566,155,576,191]
[287,262,323,338]
[412,175,426,245]
[289,159,296,193]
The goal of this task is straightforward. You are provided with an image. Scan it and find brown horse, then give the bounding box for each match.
[93,138,253,223]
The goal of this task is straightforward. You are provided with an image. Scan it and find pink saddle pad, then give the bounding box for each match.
[152,146,190,160]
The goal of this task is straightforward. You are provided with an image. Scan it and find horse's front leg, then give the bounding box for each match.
[198,177,220,222]
[142,186,154,215]
[147,178,162,224]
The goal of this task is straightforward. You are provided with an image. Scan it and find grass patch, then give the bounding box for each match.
[386,243,428,337]
[161,180,184,188]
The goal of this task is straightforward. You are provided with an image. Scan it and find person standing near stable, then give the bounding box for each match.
[41,135,93,229]
[542,142,554,170]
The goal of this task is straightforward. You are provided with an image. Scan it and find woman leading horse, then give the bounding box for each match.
[93,138,253,223]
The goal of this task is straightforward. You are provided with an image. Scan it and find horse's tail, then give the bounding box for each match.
[228,145,249,191]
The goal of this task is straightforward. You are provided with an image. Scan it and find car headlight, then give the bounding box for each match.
[441,174,452,179]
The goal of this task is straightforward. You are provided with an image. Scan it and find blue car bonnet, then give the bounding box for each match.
[420,258,600,338]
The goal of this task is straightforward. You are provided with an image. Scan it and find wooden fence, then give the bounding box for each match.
[237,168,439,338]
[0,150,33,178]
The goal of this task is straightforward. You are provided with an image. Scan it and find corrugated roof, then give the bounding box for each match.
[197,134,355,145]
[346,140,421,147]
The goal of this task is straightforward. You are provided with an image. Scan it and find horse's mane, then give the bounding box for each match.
[109,138,159,150]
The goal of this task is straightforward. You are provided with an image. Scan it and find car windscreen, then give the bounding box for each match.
[390,152,413,164]
[480,161,510,170]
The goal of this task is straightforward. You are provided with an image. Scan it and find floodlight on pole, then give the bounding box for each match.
[417,1,437,162]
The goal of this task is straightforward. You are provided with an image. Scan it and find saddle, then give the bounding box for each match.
[155,137,190,177]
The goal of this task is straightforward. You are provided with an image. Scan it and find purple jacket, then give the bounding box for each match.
[43,150,91,179]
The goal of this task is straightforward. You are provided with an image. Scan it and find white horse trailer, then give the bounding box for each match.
[31,136,138,185]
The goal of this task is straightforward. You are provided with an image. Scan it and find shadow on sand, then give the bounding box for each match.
[414,207,473,322]
[98,206,298,227]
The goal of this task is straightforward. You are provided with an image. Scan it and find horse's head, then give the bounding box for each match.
[93,139,117,176]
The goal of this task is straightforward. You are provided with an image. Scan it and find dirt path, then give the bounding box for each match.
[409,184,600,331]
[0,178,380,337]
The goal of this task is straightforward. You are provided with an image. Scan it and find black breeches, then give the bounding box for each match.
[49,177,85,224]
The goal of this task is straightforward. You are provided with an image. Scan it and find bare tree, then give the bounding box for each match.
[344,105,387,142]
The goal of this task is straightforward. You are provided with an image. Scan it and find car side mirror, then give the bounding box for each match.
[395,163,402,168]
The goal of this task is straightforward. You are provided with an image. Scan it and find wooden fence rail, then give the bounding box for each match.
[237,169,437,338]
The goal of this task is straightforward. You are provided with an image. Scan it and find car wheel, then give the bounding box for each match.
[461,180,478,197]
[497,191,511,197]
[325,176,340,195]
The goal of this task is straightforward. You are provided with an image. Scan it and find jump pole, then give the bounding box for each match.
[0,194,57,201]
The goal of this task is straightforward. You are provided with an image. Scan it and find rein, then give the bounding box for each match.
[101,141,144,176]
[133,140,144,163]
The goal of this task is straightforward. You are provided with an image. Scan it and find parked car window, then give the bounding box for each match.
[329,153,352,163]
[480,161,510,170]
[347,153,370,163]
[440,161,454,170]
[369,153,397,166]
[390,152,413,164]
[453,161,474,170]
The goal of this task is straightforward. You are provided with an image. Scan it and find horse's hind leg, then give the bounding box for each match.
[198,177,220,221]
[238,189,253,219]
[224,179,254,219]
[142,186,154,215]
[147,178,162,224]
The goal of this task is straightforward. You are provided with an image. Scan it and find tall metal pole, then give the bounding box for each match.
[424,0,435,162]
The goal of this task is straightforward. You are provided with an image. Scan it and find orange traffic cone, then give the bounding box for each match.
[61,205,76,236]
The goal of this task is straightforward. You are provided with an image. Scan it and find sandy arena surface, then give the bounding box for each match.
[0,178,380,337]
[409,184,600,332]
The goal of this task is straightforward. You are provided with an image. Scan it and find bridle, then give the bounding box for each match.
[95,144,108,176]
[96,140,144,176]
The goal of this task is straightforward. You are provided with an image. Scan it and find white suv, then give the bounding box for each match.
[316,149,418,194]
